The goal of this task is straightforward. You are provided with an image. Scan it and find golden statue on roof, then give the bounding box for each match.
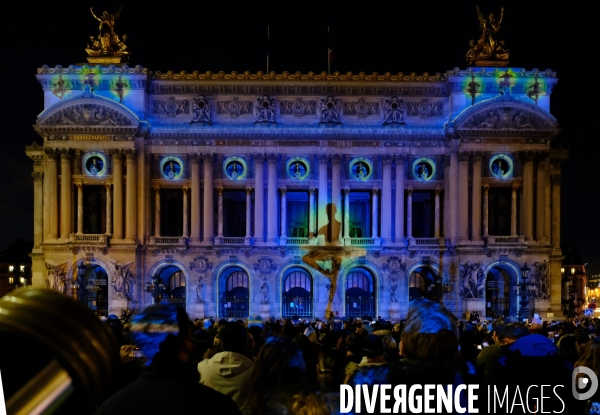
[466,5,510,66]
[85,5,130,63]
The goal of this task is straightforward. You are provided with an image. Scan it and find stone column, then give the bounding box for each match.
[266,154,278,245]
[471,152,483,242]
[317,154,328,245]
[46,150,59,240]
[111,150,123,240]
[511,185,518,237]
[449,151,459,246]
[331,154,342,245]
[245,188,252,244]
[458,151,469,242]
[76,184,83,234]
[483,185,489,238]
[544,161,551,244]
[190,154,201,243]
[343,188,350,245]
[434,188,441,238]
[216,187,224,241]
[406,188,413,239]
[551,175,561,249]
[443,155,450,240]
[280,188,287,245]
[371,189,379,240]
[308,188,316,239]
[202,154,214,244]
[536,153,548,241]
[395,155,405,244]
[32,172,44,248]
[522,152,534,241]
[381,155,392,244]
[154,188,161,237]
[125,150,137,242]
[254,154,265,244]
[182,187,189,238]
[60,150,72,239]
[105,184,112,235]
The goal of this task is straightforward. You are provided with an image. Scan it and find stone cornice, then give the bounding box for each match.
[150,70,446,83]
[445,67,556,79]
[38,64,147,75]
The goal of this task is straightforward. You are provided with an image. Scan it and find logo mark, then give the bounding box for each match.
[573,366,599,400]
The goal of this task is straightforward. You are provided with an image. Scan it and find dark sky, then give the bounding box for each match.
[3,1,596,274]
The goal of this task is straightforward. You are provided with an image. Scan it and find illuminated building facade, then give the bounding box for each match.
[26,65,566,320]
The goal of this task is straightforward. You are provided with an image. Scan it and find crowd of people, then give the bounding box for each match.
[94,302,600,414]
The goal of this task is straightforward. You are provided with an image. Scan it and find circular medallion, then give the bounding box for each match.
[292,101,305,116]
[286,157,310,180]
[489,154,513,179]
[223,156,247,180]
[195,259,206,271]
[160,156,184,180]
[412,158,435,181]
[83,152,107,177]
[349,157,373,181]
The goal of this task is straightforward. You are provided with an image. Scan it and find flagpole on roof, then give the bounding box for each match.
[266,25,270,74]
[327,26,331,75]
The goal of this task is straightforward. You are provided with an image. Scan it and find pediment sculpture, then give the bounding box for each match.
[44,103,134,126]
[461,107,550,130]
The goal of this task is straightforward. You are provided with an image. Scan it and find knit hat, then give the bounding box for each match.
[248,314,264,329]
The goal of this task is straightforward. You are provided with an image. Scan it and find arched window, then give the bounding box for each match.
[220,267,250,318]
[345,268,376,318]
[408,266,435,301]
[80,264,108,316]
[282,268,313,318]
[157,265,186,308]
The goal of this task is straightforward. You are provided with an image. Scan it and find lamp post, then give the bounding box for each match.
[145,275,166,304]
[518,263,531,321]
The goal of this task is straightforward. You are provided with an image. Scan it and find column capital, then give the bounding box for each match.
[371,188,380,195]
[109,148,123,157]
[318,154,329,164]
[190,153,201,164]
[551,174,562,185]
[521,151,535,163]
[124,149,137,160]
[472,151,484,162]
[279,187,287,194]
[45,148,60,160]
[267,154,278,165]
[253,153,266,163]
[483,184,490,191]
[31,171,44,182]
[331,154,343,165]
[458,151,470,163]
[343,188,350,195]
[512,184,520,191]
[382,155,393,165]
[182,187,189,195]
[76,183,82,190]
[202,153,214,164]
[246,187,253,195]
[308,187,316,194]
[105,183,111,190]
[536,151,550,162]
[434,188,441,195]
[59,149,73,160]
[217,187,224,195]
[407,188,413,195]
[395,154,406,164]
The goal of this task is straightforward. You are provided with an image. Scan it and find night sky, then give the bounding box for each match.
[2,1,596,274]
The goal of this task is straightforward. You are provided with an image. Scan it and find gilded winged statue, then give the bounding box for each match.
[86,4,130,60]
[466,5,510,65]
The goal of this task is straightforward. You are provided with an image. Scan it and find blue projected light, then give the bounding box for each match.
[286,157,310,180]
[349,157,373,181]
[83,151,107,177]
[412,158,435,181]
[160,156,184,180]
[489,154,513,179]
[223,156,247,180]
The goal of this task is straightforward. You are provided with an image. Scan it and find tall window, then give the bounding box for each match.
[220,267,249,318]
[282,268,312,317]
[345,268,375,318]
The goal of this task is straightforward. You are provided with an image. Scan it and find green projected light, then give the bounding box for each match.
[286,157,310,180]
[160,156,184,180]
[412,157,435,181]
[349,157,373,181]
[223,156,247,180]
[83,151,108,177]
[489,154,513,179]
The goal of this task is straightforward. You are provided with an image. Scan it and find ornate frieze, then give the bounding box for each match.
[280,98,317,117]
[383,97,406,125]
[254,94,277,123]
[319,95,341,124]
[153,97,190,117]
[405,99,443,118]
[216,98,253,117]
[190,95,214,126]
[39,64,147,75]
[45,104,133,126]
[343,98,379,118]
[462,107,551,129]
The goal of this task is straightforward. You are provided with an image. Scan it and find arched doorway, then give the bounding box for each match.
[484,264,518,318]
[80,264,109,316]
[408,266,436,301]
[282,268,313,318]
[156,265,186,310]
[345,268,376,318]
[219,267,249,318]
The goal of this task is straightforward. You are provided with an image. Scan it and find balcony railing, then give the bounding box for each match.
[349,238,376,245]
[410,238,443,246]
[286,237,309,245]
[487,236,524,244]
[216,237,247,245]
[71,234,109,243]
[149,236,188,246]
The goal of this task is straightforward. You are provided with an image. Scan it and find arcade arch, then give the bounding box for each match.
[281,267,313,318]
[344,267,377,318]
[218,266,250,318]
